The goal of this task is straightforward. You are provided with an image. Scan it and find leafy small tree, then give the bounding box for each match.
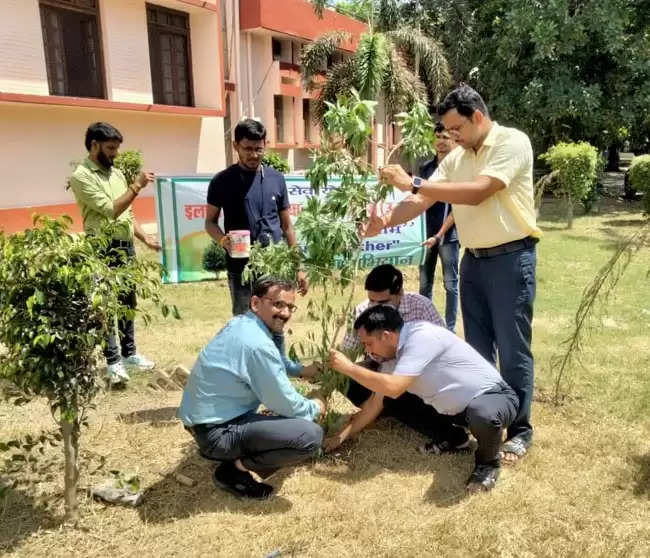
[628,154,650,214]
[0,216,177,522]
[244,90,434,429]
[540,142,599,228]
[262,151,290,173]
[113,150,144,186]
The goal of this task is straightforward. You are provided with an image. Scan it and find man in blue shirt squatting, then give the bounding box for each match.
[178,277,325,499]
[327,305,519,493]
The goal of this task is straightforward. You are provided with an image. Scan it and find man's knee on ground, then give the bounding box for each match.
[466,399,504,432]
[294,420,324,455]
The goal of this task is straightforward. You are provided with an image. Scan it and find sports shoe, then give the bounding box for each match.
[106,361,130,385]
[122,353,155,371]
[466,464,500,493]
[213,462,274,500]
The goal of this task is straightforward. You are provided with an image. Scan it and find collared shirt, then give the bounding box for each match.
[177,311,319,427]
[431,122,541,249]
[68,158,134,241]
[341,292,445,354]
[391,321,504,415]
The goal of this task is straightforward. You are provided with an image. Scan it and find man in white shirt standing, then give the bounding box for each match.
[328,305,519,493]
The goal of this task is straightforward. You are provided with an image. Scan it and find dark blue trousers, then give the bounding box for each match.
[459,245,536,442]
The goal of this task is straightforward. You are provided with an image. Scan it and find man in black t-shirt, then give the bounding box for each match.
[205,119,308,316]
[419,124,460,332]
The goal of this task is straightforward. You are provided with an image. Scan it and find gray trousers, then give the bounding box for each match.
[186,411,323,475]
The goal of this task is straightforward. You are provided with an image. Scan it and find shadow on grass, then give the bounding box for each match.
[633,453,650,499]
[537,197,643,225]
[314,418,472,507]
[118,406,179,427]
[137,444,292,523]
[0,485,58,553]
[600,218,648,228]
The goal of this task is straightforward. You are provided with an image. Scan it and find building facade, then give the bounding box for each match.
[0,0,373,231]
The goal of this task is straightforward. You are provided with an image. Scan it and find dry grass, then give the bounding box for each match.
[1,198,649,557]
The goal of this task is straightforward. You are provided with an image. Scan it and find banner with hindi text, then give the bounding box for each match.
[154,175,425,284]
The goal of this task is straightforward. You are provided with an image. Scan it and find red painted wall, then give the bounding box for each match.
[240,0,366,51]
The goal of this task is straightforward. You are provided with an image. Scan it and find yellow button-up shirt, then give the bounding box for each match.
[431,122,541,249]
[68,158,134,241]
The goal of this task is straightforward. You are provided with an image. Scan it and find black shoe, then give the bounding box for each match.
[212,462,274,499]
[466,464,500,493]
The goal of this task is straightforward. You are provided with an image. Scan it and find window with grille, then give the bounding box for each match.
[147,3,194,107]
[39,0,105,98]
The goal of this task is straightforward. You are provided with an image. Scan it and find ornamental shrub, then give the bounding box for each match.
[202,241,228,274]
[541,141,599,228]
[628,154,650,214]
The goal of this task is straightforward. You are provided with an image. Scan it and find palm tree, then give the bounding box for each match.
[303,1,451,123]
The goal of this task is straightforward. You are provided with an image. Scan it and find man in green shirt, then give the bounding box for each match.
[69,122,160,385]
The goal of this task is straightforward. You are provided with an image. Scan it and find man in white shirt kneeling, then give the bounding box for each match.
[327,305,519,493]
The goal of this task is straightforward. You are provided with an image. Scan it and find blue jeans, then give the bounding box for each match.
[419,241,459,332]
[459,245,536,443]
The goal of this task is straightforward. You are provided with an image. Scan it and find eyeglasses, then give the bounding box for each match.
[444,118,470,138]
[263,297,298,314]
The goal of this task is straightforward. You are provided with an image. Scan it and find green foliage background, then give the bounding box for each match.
[262,152,290,173]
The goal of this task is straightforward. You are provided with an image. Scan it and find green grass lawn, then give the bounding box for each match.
[0,197,648,557]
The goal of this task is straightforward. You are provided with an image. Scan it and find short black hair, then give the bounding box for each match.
[438,85,489,119]
[234,118,267,143]
[364,264,403,295]
[354,305,404,333]
[434,122,445,134]
[252,276,296,298]
[85,122,123,151]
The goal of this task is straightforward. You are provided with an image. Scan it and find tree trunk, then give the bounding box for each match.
[61,416,80,523]
[567,191,574,229]
[606,144,620,172]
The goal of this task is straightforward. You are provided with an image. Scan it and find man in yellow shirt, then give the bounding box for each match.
[369,85,540,465]
[69,122,160,385]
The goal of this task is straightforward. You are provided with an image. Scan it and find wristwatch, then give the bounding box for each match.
[411,176,423,194]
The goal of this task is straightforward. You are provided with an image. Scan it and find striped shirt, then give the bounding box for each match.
[341,292,445,354]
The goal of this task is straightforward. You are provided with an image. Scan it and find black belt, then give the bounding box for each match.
[467,236,538,258]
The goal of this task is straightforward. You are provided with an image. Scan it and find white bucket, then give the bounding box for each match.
[229,230,251,258]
